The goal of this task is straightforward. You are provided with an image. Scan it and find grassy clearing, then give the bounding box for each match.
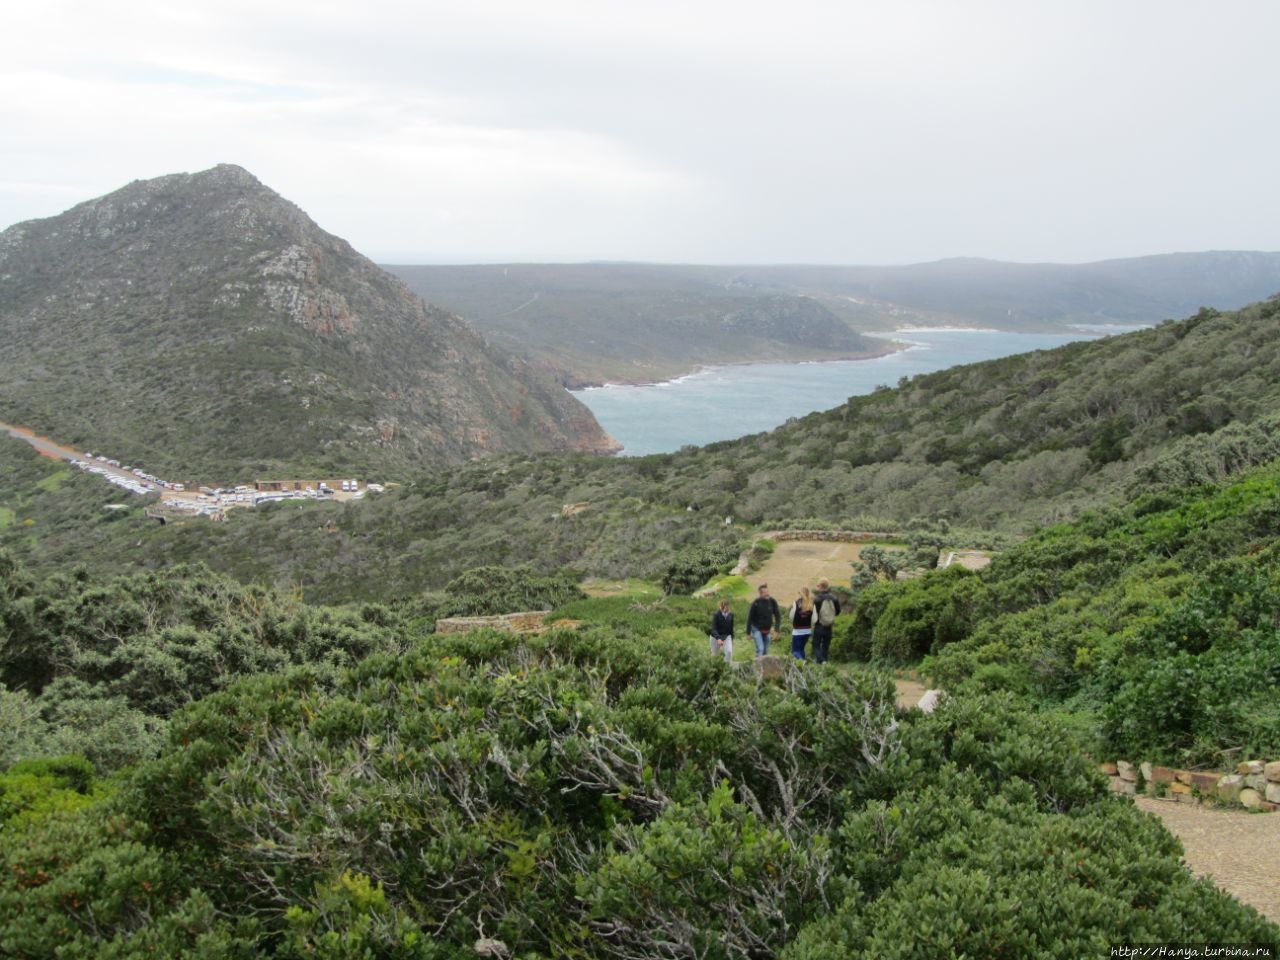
[0,507,14,529]
[34,469,70,492]
[696,573,753,598]
[581,578,662,599]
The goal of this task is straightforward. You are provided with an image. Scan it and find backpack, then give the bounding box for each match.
[817,597,837,626]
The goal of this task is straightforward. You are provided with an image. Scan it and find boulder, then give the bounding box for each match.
[1265,782,1280,804]
[1149,765,1177,783]
[1185,771,1222,794]
[1265,761,1280,782]
[916,689,944,714]
[1139,761,1153,782]
[1236,760,1265,775]
[753,655,789,681]
[436,611,550,635]
[1239,788,1263,810]
[474,938,510,958]
[1108,778,1136,796]
[1216,774,1244,804]
[1116,761,1137,782]
[1244,774,1266,791]
[1099,762,1119,776]
[1169,782,1193,796]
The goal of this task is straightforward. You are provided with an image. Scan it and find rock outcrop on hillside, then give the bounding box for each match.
[0,164,618,478]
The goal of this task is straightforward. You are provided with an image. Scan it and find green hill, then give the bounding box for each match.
[3,297,1279,602]
[0,166,617,481]
[387,262,893,386]
[731,251,1280,328]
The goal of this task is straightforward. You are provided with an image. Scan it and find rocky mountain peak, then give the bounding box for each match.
[0,167,618,477]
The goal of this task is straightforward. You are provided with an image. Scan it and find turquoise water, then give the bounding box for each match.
[573,329,1120,455]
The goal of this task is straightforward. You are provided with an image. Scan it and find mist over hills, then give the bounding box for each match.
[0,165,616,480]
[388,262,891,387]
[735,251,1280,326]
[387,252,1280,384]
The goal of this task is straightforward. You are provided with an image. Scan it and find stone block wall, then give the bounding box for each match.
[435,610,552,635]
[1103,758,1280,811]
[770,530,898,544]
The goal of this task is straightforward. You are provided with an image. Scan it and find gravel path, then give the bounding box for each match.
[894,679,1280,923]
[894,678,928,710]
[1135,797,1280,922]
[746,539,871,604]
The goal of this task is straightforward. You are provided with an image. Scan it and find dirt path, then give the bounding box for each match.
[746,539,870,604]
[1,420,84,462]
[894,678,928,710]
[1135,797,1280,922]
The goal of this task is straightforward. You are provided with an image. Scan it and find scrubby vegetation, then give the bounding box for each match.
[660,542,742,595]
[2,612,1274,958]
[6,300,1280,604]
[4,296,1280,953]
[837,459,1280,767]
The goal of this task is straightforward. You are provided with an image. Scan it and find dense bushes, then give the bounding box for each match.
[9,299,1280,602]
[433,564,586,616]
[0,557,416,772]
[834,566,977,663]
[3,637,1273,958]
[660,542,741,594]
[841,461,1280,766]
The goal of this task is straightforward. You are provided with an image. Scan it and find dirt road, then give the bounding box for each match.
[1,420,84,463]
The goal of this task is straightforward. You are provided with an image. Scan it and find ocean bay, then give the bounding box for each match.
[573,329,1124,455]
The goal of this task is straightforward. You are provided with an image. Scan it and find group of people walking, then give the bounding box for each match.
[708,580,841,663]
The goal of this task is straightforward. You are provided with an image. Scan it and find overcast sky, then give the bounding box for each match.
[3,1,1277,264]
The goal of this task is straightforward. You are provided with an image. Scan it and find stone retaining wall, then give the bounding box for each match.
[1103,758,1280,811]
[730,530,901,576]
[435,611,551,635]
[769,530,898,543]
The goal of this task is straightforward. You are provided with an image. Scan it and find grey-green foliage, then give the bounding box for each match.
[5,637,1273,959]
[6,298,1280,603]
[0,685,49,768]
[433,564,586,617]
[1128,412,1280,492]
[0,555,414,771]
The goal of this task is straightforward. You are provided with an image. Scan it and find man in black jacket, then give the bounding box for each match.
[811,578,842,664]
[746,584,781,657]
[709,599,735,661]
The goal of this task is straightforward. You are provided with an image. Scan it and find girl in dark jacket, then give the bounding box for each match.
[789,586,814,660]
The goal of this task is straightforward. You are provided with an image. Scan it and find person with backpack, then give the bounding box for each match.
[811,578,841,664]
[788,586,815,660]
[708,598,735,662]
[746,583,781,657]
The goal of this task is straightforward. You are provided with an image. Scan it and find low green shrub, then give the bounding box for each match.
[660,543,740,595]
